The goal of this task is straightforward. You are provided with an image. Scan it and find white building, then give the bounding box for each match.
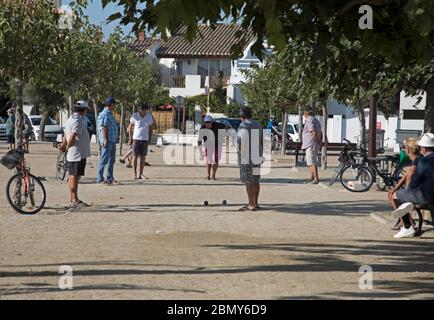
[288,92,425,150]
[131,24,268,103]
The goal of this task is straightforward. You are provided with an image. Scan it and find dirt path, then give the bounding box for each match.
[1,143,433,299]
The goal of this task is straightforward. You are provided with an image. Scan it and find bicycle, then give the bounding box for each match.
[1,145,46,214]
[340,145,408,193]
[53,141,68,182]
[327,139,361,186]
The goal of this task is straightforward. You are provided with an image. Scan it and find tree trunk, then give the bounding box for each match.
[119,103,124,156]
[281,106,288,156]
[357,101,367,149]
[68,86,74,117]
[368,94,379,157]
[310,100,316,115]
[321,102,328,170]
[424,78,434,133]
[14,74,24,146]
[39,108,49,142]
[92,94,100,157]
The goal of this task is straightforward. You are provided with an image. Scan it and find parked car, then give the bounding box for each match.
[29,115,64,142]
[0,116,7,141]
[277,122,300,142]
[214,118,242,131]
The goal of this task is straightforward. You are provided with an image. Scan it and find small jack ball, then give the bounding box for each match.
[204,201,209,206]
[222,200,227,205]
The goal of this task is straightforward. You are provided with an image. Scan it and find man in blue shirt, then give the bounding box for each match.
[97,97,119,185]
[392,133,434,238]
[5,108,16,150]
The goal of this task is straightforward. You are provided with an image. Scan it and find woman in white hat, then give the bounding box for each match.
[391,133,434,238]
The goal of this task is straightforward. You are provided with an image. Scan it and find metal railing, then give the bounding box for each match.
[161,74,186,88]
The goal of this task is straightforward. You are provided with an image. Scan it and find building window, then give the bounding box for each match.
[403,110,425,120]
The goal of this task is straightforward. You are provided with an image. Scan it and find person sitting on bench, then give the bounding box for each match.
[388,138,422,230]
[390,133,434,239]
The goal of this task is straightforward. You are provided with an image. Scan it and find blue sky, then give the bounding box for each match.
[81,0,133,37]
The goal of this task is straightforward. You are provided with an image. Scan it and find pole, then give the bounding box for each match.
[369,94,378,158]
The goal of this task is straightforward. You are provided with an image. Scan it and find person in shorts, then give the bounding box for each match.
[59,101,91,209]
[5,108,16,150]
[198,115,227,180]
[237,107,263,211]
[301,106,322,184]
[128,102,155,179]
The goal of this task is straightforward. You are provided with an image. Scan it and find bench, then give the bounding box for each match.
[413,204,434,236]
[286,142,357,165]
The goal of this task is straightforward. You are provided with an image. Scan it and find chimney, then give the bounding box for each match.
[138,31,145,41]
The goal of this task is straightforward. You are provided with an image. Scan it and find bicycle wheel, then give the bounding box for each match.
[340,165,374,193]
[328,163,344,186]
[6,173,46,215]
[56,152,68,182]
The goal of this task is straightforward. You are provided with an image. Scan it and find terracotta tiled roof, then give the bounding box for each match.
[131,24,254,59]
[130,38,160,56]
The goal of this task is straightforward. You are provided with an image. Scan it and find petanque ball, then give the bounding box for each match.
[204,201,209,206]
[222,200,227,205]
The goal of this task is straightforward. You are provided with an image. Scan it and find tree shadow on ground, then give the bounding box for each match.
[1,240,433,298]
[0,283,206,296]
[42,200,392,217]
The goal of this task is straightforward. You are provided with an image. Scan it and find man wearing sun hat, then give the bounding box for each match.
[391,133,434,238]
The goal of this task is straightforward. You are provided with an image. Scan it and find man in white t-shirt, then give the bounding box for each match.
[59,100,91,209]
[128,103,156,179]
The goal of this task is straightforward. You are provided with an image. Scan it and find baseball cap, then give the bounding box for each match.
[74,100,89,110]
[204,115,212,123]
[104,97,116,106]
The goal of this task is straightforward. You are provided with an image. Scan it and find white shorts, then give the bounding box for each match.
[305,144,319,166]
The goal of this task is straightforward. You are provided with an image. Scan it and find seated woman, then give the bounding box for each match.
[388,139,421,231]
[389,133,434,239]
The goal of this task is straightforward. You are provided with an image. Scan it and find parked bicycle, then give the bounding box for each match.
[53,141,68,182]
[336,141,407,193]
[1,145,46,214]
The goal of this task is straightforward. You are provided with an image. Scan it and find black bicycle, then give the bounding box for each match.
[1,145,46,214]
[340,145,408,193]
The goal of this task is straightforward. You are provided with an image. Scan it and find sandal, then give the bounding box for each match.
[77,200,91,207]
[238,205,256,212]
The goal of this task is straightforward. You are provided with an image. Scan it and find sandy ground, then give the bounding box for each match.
[0,142,433,300]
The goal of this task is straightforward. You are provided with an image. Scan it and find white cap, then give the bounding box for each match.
[204,115,212,122]
[418,133,434,148]
[75,100,89,109]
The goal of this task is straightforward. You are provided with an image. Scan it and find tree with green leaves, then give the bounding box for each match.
[102,0,434,142]
[0,0,63,143]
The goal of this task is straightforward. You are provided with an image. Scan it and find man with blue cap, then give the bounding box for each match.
[97,97,119,185]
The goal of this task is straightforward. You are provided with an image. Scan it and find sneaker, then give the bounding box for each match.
[119,159,126,164]
[393,226,416,239]
[392,202,414,219]
[126,163,132,168]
